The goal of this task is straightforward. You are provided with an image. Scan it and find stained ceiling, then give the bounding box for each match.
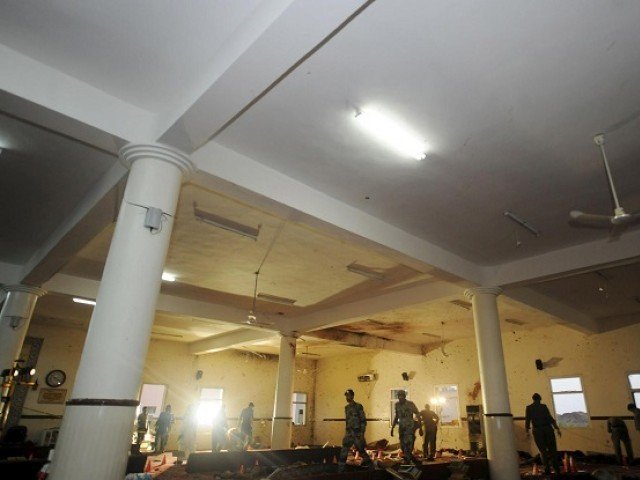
[2,1,640,359]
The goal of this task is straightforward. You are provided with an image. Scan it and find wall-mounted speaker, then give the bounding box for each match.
[401,372,409,381]
[535,359,544,371]
[195,370,203,380]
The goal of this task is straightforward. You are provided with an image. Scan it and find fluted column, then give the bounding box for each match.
[50,144,194,480]
[464,287,519,480]
[271,332,297,449]
[0,285,46,372]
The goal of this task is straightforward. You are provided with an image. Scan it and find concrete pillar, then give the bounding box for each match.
[464,287,520,480]
[0,285,46,371]
[271,332,297,449]
[50,144,194,480]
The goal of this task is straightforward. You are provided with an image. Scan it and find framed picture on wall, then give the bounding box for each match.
[38,388,67,404]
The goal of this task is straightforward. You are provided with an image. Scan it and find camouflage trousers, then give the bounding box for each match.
[338,431,372,471]
[399,427,418,463]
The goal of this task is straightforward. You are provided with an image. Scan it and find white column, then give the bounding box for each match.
[50,144,194,480]
[0,285,46,371]
[464,287,520,480]
[271,332,297,449]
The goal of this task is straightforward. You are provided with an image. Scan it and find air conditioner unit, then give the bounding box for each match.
[357,373,378,382]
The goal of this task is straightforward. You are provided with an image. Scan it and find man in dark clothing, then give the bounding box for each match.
[391,391,422,465]
[136,406,148,446]
[525,393,561,474]
[238,402,254,449]
[338,389,373,472]
[155,405,174,453]
[628,403,640,432]
[607,416,634,465]
[419,403,439,460]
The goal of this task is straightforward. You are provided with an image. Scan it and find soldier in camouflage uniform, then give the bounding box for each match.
[338,389,373,472]
[391,391,422,464]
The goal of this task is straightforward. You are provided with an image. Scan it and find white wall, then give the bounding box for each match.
[19,322,317,449]
[313,323,640,455]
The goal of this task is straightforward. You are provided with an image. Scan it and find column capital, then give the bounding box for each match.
[279,330,300,339]
[119,143,196,180]
[464,286,502,300]
[1,284,47,297]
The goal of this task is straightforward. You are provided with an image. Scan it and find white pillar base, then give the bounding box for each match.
[484,415,521,480]
[271,417,293,450]
[50,405,135,480]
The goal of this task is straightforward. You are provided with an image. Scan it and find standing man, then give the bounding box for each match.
[607,415,634,465]
[628,403,640,433]
[155,404,174,453]
[238,402,254,449]
[419,403,439,461]
[212,404,228,452]
[338,389,373,472]
[525,393,561,474]
[136,406,149,447]
[391,391,421,465]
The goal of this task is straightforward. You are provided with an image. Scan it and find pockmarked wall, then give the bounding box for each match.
[313,323,640,455]
[19,322,317,449]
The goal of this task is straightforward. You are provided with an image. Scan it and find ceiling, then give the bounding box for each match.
[1,0,640,359]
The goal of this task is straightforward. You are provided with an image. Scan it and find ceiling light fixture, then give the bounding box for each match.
[346,262,385,281]
[257,293,297,305]
[354,108,428,160]
[73,297,96,306]
[504,211,540,237]
[161,272,176,282]
[193,202,260,240]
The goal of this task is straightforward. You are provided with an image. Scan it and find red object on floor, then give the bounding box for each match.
[532,463,539,475]
[161,455,167,466]
[570,455,577,473]
[144,459,152,473]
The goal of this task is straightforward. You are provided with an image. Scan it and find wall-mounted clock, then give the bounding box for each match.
[45,369,66,388]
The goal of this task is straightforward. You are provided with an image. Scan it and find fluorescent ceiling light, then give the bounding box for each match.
[73,297,96,306]
[346,263,385,281]
[257,293,296,305]
[193,202,260,240]
[161,272,176,282]
[354,108,428,160]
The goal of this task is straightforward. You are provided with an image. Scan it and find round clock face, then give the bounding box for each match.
[45,369,66,388]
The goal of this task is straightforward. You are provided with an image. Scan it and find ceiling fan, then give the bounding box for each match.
[570,134,640,233]
[245,270,274,327]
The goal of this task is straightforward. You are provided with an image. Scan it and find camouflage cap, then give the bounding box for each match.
[344,389,355,396]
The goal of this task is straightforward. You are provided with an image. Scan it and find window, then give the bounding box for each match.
[550,377,589,427]
[629,373,640,407]
[137,384,166,418]
[197,387,223,426]
[291,392,307,425]
[434,384,460,427]
[390,388,409,426]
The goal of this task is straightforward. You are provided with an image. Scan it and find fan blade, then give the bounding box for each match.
[569,210,613,227]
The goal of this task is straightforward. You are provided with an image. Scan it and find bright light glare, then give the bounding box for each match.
[197,401,221,425]
[162,272,176,282]
[354,108,428,160]
[73,297,96,306]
